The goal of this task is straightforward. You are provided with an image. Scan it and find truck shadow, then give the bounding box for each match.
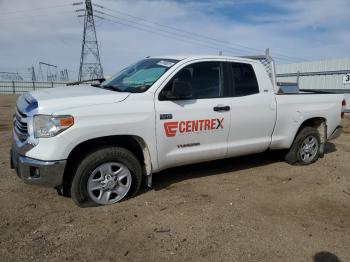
[151,150,285,191]
[150,142,337,191]
[324,142,336,154]
[313,251,341,262]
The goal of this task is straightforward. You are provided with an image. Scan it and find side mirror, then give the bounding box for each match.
[171,80,192,99]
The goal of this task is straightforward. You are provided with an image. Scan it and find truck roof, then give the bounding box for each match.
[150,55,257,64]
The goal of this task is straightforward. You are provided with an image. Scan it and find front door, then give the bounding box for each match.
[155,61,231,170]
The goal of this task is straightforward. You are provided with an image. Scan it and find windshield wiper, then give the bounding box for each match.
[125,82,153,93]
[66,78,106,86]
[99,85,129,92]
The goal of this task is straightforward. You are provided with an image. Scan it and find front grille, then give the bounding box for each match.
[13,93,38,143]
[14,107,28,142]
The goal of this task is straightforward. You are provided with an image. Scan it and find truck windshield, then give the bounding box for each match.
[101,58,179,93]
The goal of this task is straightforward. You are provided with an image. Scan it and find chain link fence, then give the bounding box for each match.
[0,81,69,94]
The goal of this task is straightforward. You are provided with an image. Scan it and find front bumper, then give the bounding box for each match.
[328,125,342,141]
[10,147,66,187]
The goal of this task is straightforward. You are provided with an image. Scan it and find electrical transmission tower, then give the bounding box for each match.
[0,72,23,81]
[38,62,57,81]
[60,69,69,81]
[75,0,103,81]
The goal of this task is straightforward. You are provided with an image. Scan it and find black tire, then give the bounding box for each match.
[70,147,142,207]
[285,126,321,165]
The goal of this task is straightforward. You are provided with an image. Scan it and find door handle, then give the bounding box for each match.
[213,105,230,112]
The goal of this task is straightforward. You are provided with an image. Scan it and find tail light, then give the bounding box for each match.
[341,99,346,118]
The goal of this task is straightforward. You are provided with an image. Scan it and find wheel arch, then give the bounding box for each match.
[292,117,327,150]
[62,135,152,196]
[285,118,326,165]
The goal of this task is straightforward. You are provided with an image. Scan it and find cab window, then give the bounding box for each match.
[231,62,259,96]
[159,61,224,100]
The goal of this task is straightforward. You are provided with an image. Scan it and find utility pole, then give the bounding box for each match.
[31,66,37,81]
[75,0,103,81]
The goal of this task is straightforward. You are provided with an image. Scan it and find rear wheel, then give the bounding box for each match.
[70,147,142,207]
[285,126,321,165]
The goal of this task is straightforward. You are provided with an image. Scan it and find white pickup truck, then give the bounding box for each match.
[11,54,345,206]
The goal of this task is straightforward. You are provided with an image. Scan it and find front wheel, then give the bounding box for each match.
[70,147,142,207]
[285,126,321,165]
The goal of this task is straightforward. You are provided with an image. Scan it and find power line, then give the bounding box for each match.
[93,2,308,62]
[102,12,250,55]
[99,5,257,52]
[100,11,298,63]
[102,17,239,55]
[1,2,305,63]
[93,6,258,56]
[76,4,244,55]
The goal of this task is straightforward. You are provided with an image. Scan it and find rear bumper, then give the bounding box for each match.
[10,147,66,187]
[328,125,342,141]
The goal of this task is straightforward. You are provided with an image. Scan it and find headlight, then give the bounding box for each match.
[33,115,74,138]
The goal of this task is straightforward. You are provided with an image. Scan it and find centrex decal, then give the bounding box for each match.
[164,118,224,137]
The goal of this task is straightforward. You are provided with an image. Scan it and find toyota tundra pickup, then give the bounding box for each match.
[10,54,345,206]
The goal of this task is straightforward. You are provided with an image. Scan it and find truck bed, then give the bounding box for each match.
[270,93,343,149]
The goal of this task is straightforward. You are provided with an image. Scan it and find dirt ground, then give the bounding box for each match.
[0,94,349,262]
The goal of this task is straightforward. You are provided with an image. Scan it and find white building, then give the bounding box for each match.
[276,58,350,109]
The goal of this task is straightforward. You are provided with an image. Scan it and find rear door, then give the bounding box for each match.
[155,61,232,170]
[227,62,276,156]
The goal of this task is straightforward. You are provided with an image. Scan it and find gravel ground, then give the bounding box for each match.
[0,94,349,262]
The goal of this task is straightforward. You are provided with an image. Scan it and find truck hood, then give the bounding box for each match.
[29,85,130,114]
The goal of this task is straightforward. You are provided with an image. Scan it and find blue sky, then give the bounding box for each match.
[195,1,288,23]
[0,0,349,79]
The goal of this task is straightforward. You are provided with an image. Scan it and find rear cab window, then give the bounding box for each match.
[230,62,260,96]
